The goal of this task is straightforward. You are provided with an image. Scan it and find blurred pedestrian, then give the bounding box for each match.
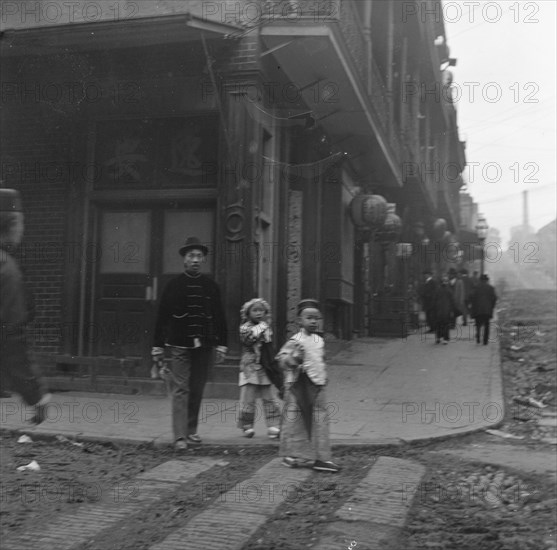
[470,274,497,345]
[237,298,281,439]
[419,270,437,333]
[456,269,473,326]
[447,268,459,329]
[0,189,51,423]
[433,274,456,344]
[276,299,340,473]
[151,237,228,451]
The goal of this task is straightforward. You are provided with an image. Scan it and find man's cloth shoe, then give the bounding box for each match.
[267,427,280,439]
[243,428,255,438]
[187,434,202,443]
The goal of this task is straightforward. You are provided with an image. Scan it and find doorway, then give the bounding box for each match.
[89,204,215,365]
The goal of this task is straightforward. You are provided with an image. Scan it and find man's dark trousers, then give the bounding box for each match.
[475,315,491,345]
[435,322,450,342]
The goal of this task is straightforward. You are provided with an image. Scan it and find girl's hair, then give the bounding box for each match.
[240,298,271,323]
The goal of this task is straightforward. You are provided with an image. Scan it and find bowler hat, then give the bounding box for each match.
[179,237,209,257]
[0,189,22,212]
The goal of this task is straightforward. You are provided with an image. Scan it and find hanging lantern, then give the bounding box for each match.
[349,194,388,228]
[432,218,447,240]
[376,203,402,243]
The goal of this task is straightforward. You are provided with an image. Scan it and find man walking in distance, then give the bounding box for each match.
[419,270,437,333]
[470,274,497,346]
[151,237,228,450]
[457,269,473,326]
[0,189,51,423]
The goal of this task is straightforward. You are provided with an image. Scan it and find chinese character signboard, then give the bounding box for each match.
[94,115,219,188]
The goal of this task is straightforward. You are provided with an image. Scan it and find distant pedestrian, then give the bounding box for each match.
[456,269,473,326]
[407,282,420,328]
[433,274,457,344]
[419,270,438,333]
[0,189,51,423]
[470,274,497,345]
[276,299,340,473]
[447,268,459,329]
[151,237,228,451]
[237,298,281,439]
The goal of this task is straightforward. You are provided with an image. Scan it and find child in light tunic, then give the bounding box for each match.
[276,299,340,472]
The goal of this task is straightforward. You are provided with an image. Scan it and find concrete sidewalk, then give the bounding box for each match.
[0,329,503,447]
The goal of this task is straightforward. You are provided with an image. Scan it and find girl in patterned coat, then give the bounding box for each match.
[237,298,281,438]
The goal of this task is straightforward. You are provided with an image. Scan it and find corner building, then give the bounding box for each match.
[1,0,465,391]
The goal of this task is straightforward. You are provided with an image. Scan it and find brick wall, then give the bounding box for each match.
[1,83,72,353]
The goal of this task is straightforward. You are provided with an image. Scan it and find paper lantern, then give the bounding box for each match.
[349,194,388,228]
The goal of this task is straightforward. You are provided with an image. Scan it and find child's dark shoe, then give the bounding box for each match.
[313,460,340,473]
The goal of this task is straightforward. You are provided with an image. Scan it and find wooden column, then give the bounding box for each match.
[219,85,258,356]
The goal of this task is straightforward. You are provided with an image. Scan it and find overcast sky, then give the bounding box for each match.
[443,0,556,246]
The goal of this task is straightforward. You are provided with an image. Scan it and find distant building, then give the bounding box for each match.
[537,220,556,282]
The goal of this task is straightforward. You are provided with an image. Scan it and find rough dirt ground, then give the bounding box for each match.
[0,289,555,550]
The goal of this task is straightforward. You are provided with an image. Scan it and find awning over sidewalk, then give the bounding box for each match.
[260,24,403,187]
[1,13,240,56]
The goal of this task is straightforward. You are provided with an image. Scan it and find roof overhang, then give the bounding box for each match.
[0,13,240,56]
[260,23,402,187]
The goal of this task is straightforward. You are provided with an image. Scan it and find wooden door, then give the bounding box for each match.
[93,206,215,366]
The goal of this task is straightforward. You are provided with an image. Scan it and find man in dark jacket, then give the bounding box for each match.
[470,274,497,345]
[419,270,438,333]
[433,273,456,344]
[152,237,228,450]
[0,189,51,423]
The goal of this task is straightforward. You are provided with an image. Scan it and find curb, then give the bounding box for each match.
[1,421,504,451]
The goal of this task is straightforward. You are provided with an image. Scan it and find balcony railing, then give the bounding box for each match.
[370,56,389,134]
[338,0,368,87]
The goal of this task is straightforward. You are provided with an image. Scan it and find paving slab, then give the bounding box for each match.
[150,457,313,550]
[0,458,218,550]
[314,456,426,550]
